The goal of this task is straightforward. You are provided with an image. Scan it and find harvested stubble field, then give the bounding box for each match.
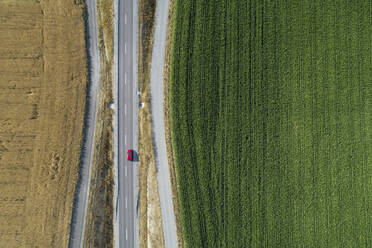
[0,0,87,247]
[170,0,371,247]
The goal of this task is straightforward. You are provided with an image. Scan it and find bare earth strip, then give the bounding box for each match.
[0,0,87,247]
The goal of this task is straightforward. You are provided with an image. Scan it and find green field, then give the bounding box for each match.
[169,0,371,247]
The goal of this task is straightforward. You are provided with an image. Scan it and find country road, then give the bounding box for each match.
[116,0,139,247]
[69,0,100,247]
[150,0,179,247]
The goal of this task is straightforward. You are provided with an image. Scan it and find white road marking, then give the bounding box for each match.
[125,43,127,54]
[126,228,128,240]
[125,135,127,145]
[125,197,127,208]
[125,14,127,24]
[125,73,127,85]
[125,104,127,115]
[125,166,127,177]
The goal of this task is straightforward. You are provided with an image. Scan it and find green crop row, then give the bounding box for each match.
[169,0,371,247]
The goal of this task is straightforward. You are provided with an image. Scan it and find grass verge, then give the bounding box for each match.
[162,0,183,246]
[83,0,114,247]
[138,0,165,247]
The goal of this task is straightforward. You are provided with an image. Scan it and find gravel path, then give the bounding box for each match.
[69,0,100,247]
[150,0,178,247]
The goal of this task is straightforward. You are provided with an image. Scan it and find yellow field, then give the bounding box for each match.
[0,0,87,247]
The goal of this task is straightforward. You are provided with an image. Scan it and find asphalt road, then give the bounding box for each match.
[150,0,179,247]
[117,0,139,247]
[69,0,100,247]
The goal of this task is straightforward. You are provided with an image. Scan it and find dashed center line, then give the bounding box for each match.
[125,197,127,208]
[125,166,127,177]
[125,104,127,115]
[125,135,127,145]
[125,43,127,54]
[125,14,127,24]
[126,228,128,240]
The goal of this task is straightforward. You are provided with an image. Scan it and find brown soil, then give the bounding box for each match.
[0,0,87,247]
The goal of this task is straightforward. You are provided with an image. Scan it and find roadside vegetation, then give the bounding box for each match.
[170,0,371,247]
[162,0,184,246]
[0,0,87,247]
[138,0,165,247]
[83,0,114,247]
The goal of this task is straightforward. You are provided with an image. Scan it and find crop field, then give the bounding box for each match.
[169,0,371,247]
[0,0,86,247]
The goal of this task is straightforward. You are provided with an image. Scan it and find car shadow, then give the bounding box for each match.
[132,150,139,163]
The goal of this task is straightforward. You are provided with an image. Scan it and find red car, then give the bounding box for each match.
[127,149,133,161]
